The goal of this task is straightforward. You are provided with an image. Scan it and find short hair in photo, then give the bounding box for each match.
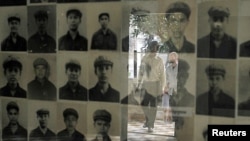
[66,9,82,18]
[165,1,191,20]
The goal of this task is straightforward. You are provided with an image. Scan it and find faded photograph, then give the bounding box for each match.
[86,102,120,141]
[158,1,195,53]
[238,0,250,57]
[57,107,87,141]
[59,58,88,101]
[196,60,236,117]
[238,59,250,116]
[28,101,57,141]
[58,7,88,51]
[2,100,28,141]
[0,8,27,52]
[87,2,121,51]
[0,55,27,98]
[57,102,87,141]
[27,55,57,101]
[91,12,117,50]
[28,6,56,53]
[88,53,120,103]
[197,0,238,59]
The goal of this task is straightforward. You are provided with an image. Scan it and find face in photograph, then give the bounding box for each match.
[209,16,227,38]
[38,114,49,128]
[35,65,47,79]
[169,13,188,39]
[36,17,48,32]
[99,15,109,30]
[9,19,20,34]
[67,13,81,31]
[94,119,110,135]
[64,115,77,131]
[5,67,21,86]
[95,65,112,84]
[208,74,224,93]
[66,67,81,83]
[8,108,19,125]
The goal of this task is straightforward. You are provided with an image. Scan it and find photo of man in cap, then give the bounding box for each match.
[29,108,56,141]
[196,63,235,117]
[88,55,120,103]
[1,14,27,52]
[158,1,195,53]
[91,109,112,141]
[2,101,27,141]
[57,108,86,141]
[0,56,26,98]
[59,9,88,51]
[28,9,56,53]
[137,40,165,132]
[91,12,117,50]
[59,60,87,101]
[197,5,237,59]
[28,57,56,101]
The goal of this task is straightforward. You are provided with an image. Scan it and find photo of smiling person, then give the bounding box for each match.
[59,8,88,51]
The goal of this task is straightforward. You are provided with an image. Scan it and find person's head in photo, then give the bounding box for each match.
[34,10,49,34]
[168,52,178,68]
[3,56,23,86]
[36,108,50,129]
[63,108,79,132]
[146,40,159,57]
[65,60,81,83]
[166,1,191,39]
[6,101,20,125]
[7,14,21,35]
[98,12,110,30]
[207,6,230,39]
[93,109,111,137]
[66,9,82,32]
[94,56,113,84]
[205,63,226,94]
[33,58,50,80]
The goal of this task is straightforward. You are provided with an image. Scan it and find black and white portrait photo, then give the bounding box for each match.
[88,52,121,103]
[158,0,196,54]
[0,7,27,52]
[27,6,56,53]
[57,102,87,141]
[238,0,250,57]
[197,0,238,59]
[58,53,88,101]
[88,2,121,51]
[57,5,88,51]
[196,60,236,117]
[2,99,28,141]
[237,59,250,116]
[86,102,120,141]
[28,101,57,141]
[27,54,57,101]
[0,54,27,98]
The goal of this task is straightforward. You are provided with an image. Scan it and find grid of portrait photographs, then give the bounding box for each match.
[1,0,250,141]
